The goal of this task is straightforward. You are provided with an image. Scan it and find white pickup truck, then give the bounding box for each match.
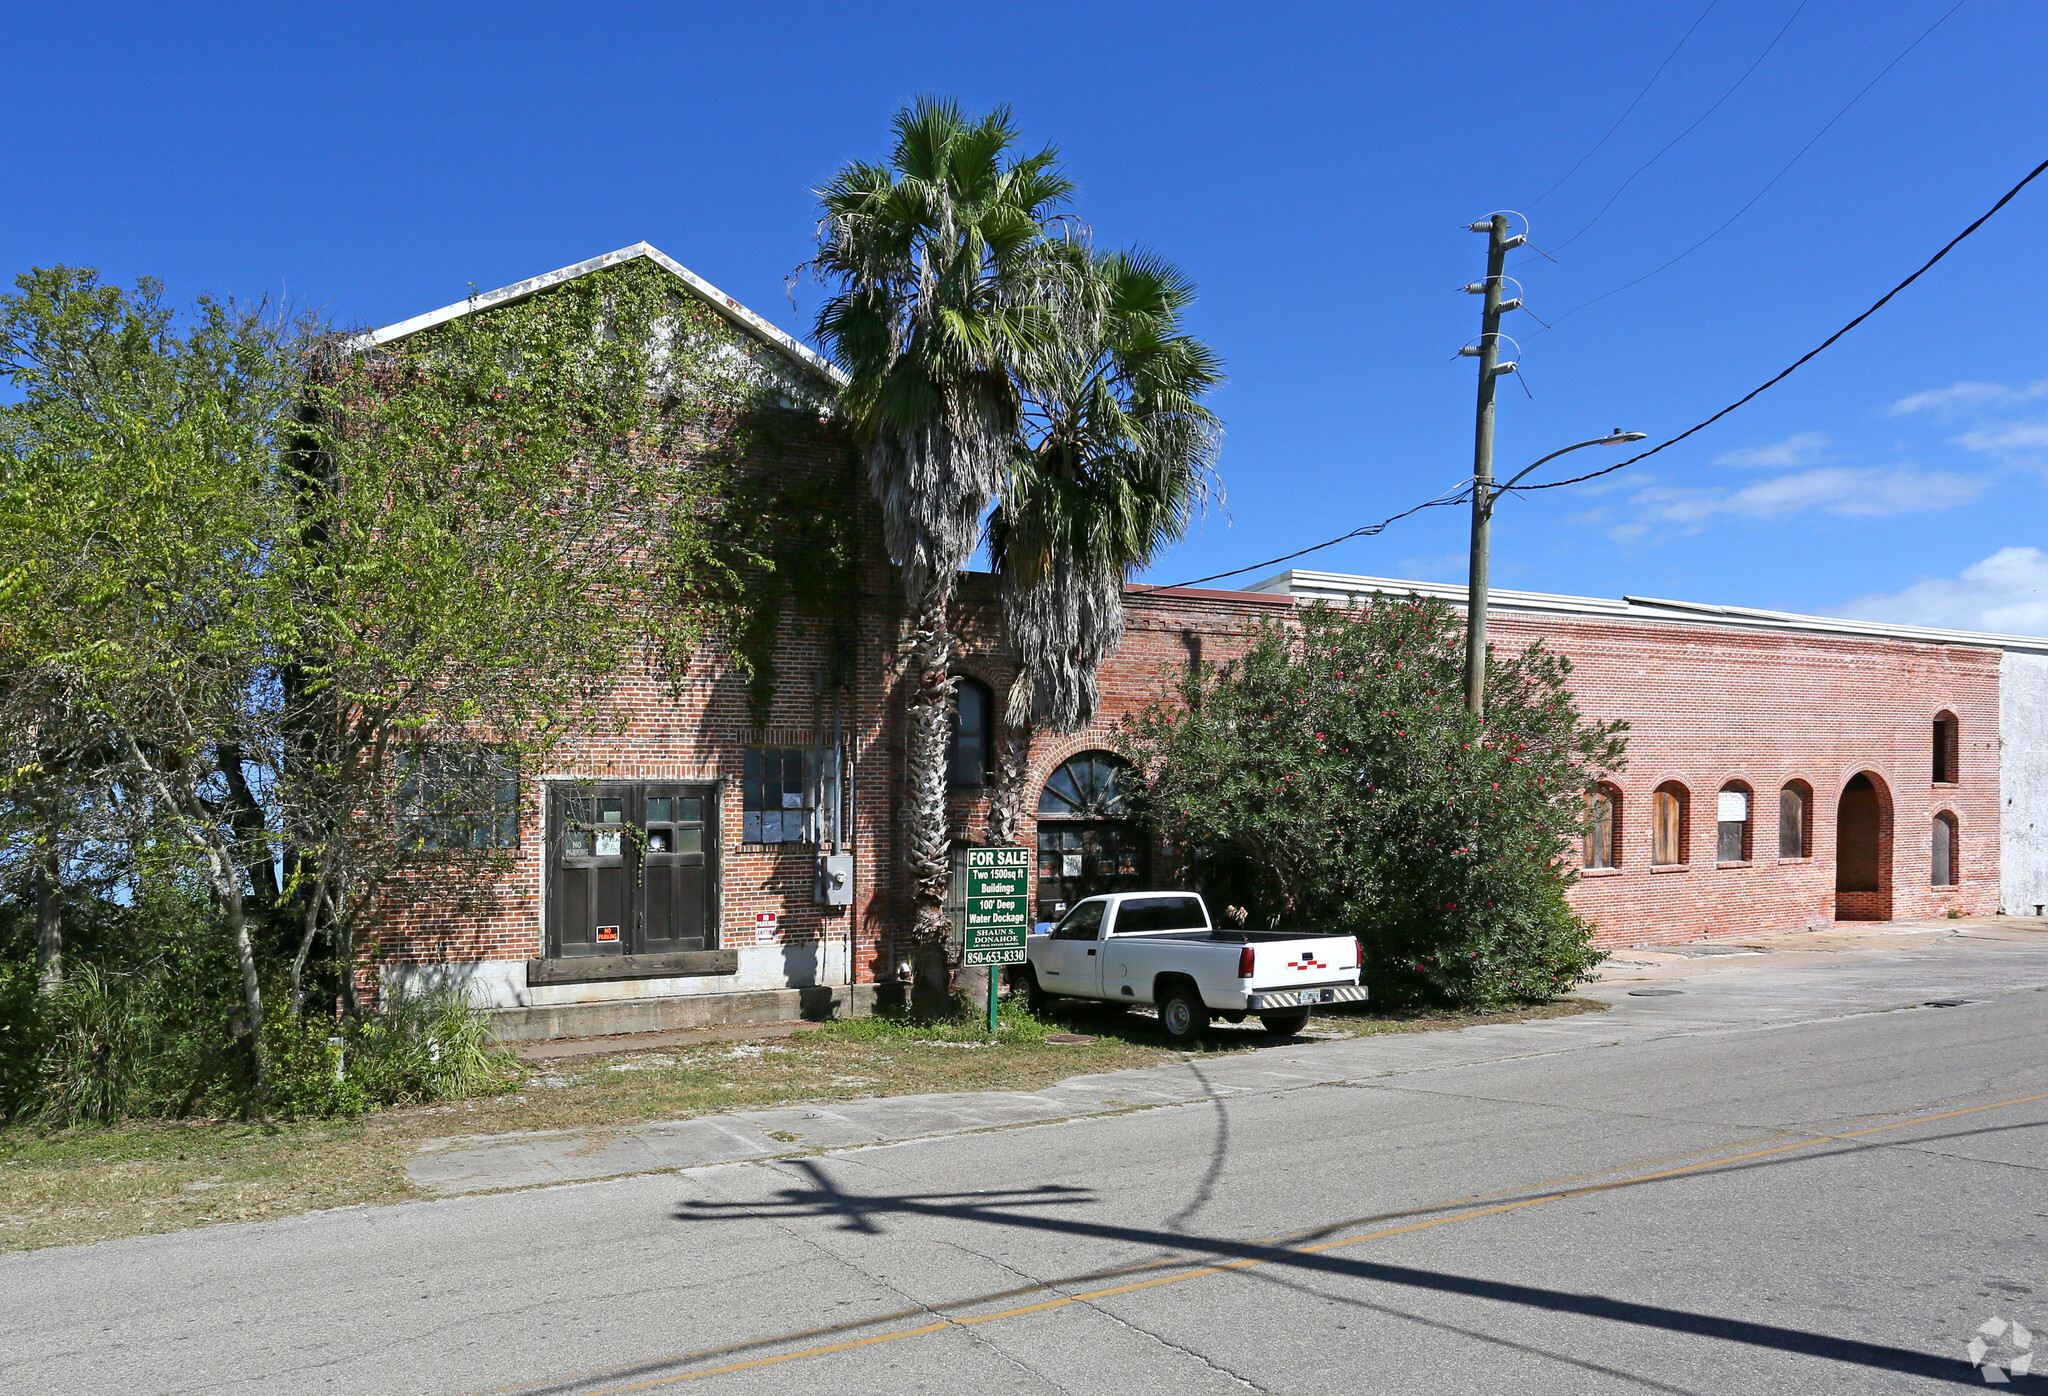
[1021,891,1368,1041]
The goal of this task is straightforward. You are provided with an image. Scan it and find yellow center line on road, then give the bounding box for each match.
[530,1088,2048,1394]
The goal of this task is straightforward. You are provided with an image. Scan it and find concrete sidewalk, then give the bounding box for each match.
[408,917,2048,1197]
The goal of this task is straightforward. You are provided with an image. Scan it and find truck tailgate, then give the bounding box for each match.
[1246,936,1359,992]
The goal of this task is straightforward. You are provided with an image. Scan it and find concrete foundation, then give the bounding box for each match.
[484,981,879,1043]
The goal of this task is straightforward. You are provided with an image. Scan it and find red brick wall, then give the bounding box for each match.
[370,414,903,992]
[944,588,2002,951]
[376,542,2003,980]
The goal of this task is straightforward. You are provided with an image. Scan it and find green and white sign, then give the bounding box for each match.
[963,846,1031,966]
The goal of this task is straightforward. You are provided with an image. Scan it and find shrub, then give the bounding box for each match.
[1124,596,1626,1008]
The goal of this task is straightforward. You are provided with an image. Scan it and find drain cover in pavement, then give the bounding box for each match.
[1923,999,1969,1008]
[1628,989,1684,996]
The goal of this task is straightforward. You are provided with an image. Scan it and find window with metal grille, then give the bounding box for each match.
[395,746,519,850]
[742,747,839,845]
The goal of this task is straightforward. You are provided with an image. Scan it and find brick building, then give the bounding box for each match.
[366,246,2048,1038]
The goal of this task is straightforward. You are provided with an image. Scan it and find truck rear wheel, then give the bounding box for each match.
[1157,985,1210,1043]
[1258,1009,1311,1036]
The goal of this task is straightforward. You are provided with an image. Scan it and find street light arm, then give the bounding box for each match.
[1491,431,1647,499]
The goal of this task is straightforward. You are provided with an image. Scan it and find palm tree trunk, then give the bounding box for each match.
[904,584,957,1014]
[985,717,1034,849]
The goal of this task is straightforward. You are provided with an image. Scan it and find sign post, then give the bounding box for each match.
[963,846,1031,1033]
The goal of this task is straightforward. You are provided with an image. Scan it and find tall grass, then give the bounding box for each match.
[13,964,520,1125]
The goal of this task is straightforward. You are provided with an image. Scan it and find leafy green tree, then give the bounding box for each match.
[986,243,1223,844]
[0,266,306,1091]
[1123,597,1627,1007]
[0,259,785,1105]
[810,98,1073,996]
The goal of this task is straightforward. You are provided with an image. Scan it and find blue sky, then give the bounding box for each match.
[7,0,2045,630]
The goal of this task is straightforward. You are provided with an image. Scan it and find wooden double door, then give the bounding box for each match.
[547,782,718,959]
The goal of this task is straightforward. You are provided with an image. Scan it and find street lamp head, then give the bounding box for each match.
[1600,430,1648,444]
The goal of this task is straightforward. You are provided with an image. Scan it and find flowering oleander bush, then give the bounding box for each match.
[1123,596,1627,1008]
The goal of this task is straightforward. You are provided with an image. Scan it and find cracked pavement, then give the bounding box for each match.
[3,918,2046,1393]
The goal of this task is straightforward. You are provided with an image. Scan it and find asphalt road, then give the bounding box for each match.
[7,923,2047,1394]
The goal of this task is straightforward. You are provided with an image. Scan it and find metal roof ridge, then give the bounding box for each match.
[1246,568,2048,652]
[359,242,848,387]
[1620,594,2048,651]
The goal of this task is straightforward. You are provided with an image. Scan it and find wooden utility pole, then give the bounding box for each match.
[1462,214,1522,716]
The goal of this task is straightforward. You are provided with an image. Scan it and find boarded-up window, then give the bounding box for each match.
[1779,785,1808,858]
[1652,787,1686,865]
[1932,813,1957,886]
[1583,788,1617,869]
[1716,787,1750,862]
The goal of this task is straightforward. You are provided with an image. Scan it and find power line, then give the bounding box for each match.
[1151,153,2048,590]
[1513,152,2048,496]
[1136,481,1476,593]
[1524,1,1721,212]
[1545,0,1810,258]
[1526,0,1967,334]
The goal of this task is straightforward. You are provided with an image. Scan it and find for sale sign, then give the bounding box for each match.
[963,846,1031,966]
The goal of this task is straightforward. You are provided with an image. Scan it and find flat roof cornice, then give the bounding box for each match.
[1249,568,2048,655]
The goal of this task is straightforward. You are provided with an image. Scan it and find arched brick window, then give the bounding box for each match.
[1932,711,1959,785]
[1583,784,1621,869]
[1778,781,1812,858]
[1932,811,1959,887]
[1652,782,1689,866]
[948,677,994,789]
[1717,782,1754,863]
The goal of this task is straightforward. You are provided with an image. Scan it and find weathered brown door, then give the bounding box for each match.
[549,785,634,958]
[548,783,719,958]
[640,785,716,954]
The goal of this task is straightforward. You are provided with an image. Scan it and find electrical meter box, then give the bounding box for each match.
[815,854,854,905]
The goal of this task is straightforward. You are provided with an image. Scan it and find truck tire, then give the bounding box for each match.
[1157,984,1210,1043]
[1021,967,1051,1018]
[1258,1009,1311,1037]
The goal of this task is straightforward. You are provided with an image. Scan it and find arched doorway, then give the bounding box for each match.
[1834,772,1892,921]
[1035,751,1148,918]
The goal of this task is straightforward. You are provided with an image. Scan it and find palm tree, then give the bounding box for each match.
[986,244,1224,846]
[811,99,1072,996]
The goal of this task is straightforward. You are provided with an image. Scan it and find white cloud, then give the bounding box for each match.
[1628,465,1985,527]
[1954,420,2048,456]
[1890,378,2048,416]
[1841,547,2048,635]
[1713,431,1828,468]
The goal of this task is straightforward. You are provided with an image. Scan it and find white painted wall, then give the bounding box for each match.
[381,941,852,1010]
[2000,651,2048,915]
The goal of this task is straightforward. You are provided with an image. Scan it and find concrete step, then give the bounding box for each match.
[486,982,878,1043]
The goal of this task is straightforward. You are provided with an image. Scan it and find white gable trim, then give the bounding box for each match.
[363,242,847,388]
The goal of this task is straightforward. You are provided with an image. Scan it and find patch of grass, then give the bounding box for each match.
[0,994,1603,1253]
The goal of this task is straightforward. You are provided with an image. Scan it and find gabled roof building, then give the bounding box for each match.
[360,247,2048,1041]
